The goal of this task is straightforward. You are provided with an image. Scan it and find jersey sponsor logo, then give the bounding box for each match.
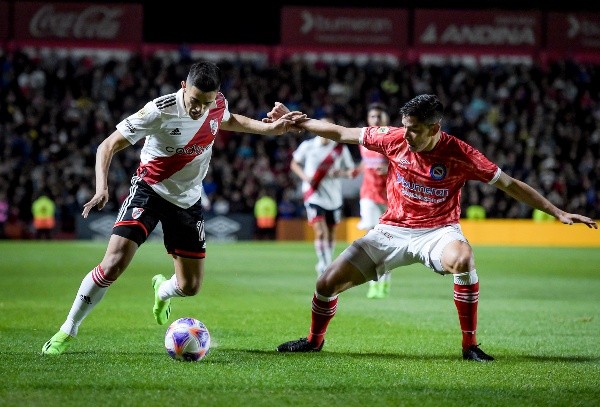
[396,174,449,203]
[429,163,447,180]
[209,118,219,135]
[166,143,211,156]
[169,128,181,135]
[124,119,136,134]
[136,107,148,118]
[132,207,144,219]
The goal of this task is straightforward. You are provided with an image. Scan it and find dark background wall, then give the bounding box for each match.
[35,0,600,45]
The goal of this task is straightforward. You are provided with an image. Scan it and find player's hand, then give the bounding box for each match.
[82,190,109,218]
[271,111,307,134]
[267,102,291,121]
[556,212,598,229]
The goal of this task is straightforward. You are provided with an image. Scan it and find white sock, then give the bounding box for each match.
[60,265,114,337]
[325,239,336,266]
[453,270,479,285]
[314,239,328,268]
[157,274,185,301]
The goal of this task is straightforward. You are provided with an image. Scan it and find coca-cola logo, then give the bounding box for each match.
[29,5,123,39]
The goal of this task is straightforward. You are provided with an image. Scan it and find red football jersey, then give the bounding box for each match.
[361,126,500,228]
[359,145,388,205]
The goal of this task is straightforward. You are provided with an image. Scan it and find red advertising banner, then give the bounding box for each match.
[413,9,541,55]
[0,1,9,40]
[13,2,143,43]
[281,6,408,48]
[547,13,600,50]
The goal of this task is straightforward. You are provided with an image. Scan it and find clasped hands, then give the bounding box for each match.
[263,102,307,133]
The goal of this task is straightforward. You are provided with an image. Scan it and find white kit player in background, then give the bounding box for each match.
[42,61,305,356]
[290,117,357,276]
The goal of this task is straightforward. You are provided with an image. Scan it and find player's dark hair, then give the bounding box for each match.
[187,61,221,92]
[367,102,387,113]
[399,94,443,124]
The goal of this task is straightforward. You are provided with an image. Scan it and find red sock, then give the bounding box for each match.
[454,281,479,349]
[307,293,337,346]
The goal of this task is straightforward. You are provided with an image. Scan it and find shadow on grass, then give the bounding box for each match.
[32,349,600,364]
[238,349,600,363]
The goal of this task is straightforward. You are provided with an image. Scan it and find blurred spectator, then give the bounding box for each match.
[0,191,8,238]
[254,188,278,240]
[0,48,598,242]
[31,191,56,239]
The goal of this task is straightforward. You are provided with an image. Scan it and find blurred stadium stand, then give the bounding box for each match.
[0,2,598,240]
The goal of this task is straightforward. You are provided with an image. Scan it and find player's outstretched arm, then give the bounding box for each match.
[494,172,598,229]
[265,102,361,144]
[223,111,305,136]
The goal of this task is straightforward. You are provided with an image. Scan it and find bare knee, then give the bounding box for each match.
[442,241,474,274]
[315,260,367,297]
[315,272,336,296]
[100,256,129,280]
[179,281,200,296]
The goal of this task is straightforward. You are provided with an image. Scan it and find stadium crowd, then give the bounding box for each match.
[1,49,599,238]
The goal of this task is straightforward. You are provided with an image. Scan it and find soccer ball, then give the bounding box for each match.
[164,317,211,362]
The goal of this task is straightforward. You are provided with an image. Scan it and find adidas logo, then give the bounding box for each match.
[170,128,181,135]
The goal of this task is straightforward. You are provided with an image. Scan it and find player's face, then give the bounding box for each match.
[182,82,217,120]
[367,109,389,126]
[401,115,439,152]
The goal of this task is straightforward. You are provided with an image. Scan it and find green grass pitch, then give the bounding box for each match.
[0,240,599,406]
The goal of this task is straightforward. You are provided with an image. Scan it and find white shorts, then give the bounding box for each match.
[357,198,387,230]
[340,223,468,280]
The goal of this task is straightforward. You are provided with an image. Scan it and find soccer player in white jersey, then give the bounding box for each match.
[356,103,392,299]
[41,61,304,355]
[290,117,357,276]
[268,95,597,361]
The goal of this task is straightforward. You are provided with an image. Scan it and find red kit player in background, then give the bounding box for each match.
[356,103,391,299]
[268,95,597,361]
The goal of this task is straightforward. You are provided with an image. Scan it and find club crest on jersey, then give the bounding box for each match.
[430,163,447,180]
[210,119,219,135]
[132,207,144,219]
[377,127,390,134]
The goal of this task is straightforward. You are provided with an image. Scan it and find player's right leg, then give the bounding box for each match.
[42,235,139,355]
[277,243,374,352]
[154,201,207,325]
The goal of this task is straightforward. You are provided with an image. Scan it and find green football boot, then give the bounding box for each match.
[41,330,74,355]
[152,274,171,325]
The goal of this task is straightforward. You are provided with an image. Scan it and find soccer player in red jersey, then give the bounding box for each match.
[356,103,392,299]
[269,95,597,361]
[41,61,305,356]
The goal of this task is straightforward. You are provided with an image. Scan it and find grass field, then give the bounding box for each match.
[1,240,599,407]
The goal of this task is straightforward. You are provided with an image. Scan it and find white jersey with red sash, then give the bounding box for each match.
[292,137,356,210]
[116,89,229,209]
[360,126,501,228]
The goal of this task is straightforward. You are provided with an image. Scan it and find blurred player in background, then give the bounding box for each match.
[42,61,304,355]
[290,117,357,276]
[268,95,597,361]
[357,103,391,299]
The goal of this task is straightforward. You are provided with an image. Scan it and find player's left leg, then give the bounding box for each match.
[311,219,329,276]
[42,235,139,355]
[436,236,494,362]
